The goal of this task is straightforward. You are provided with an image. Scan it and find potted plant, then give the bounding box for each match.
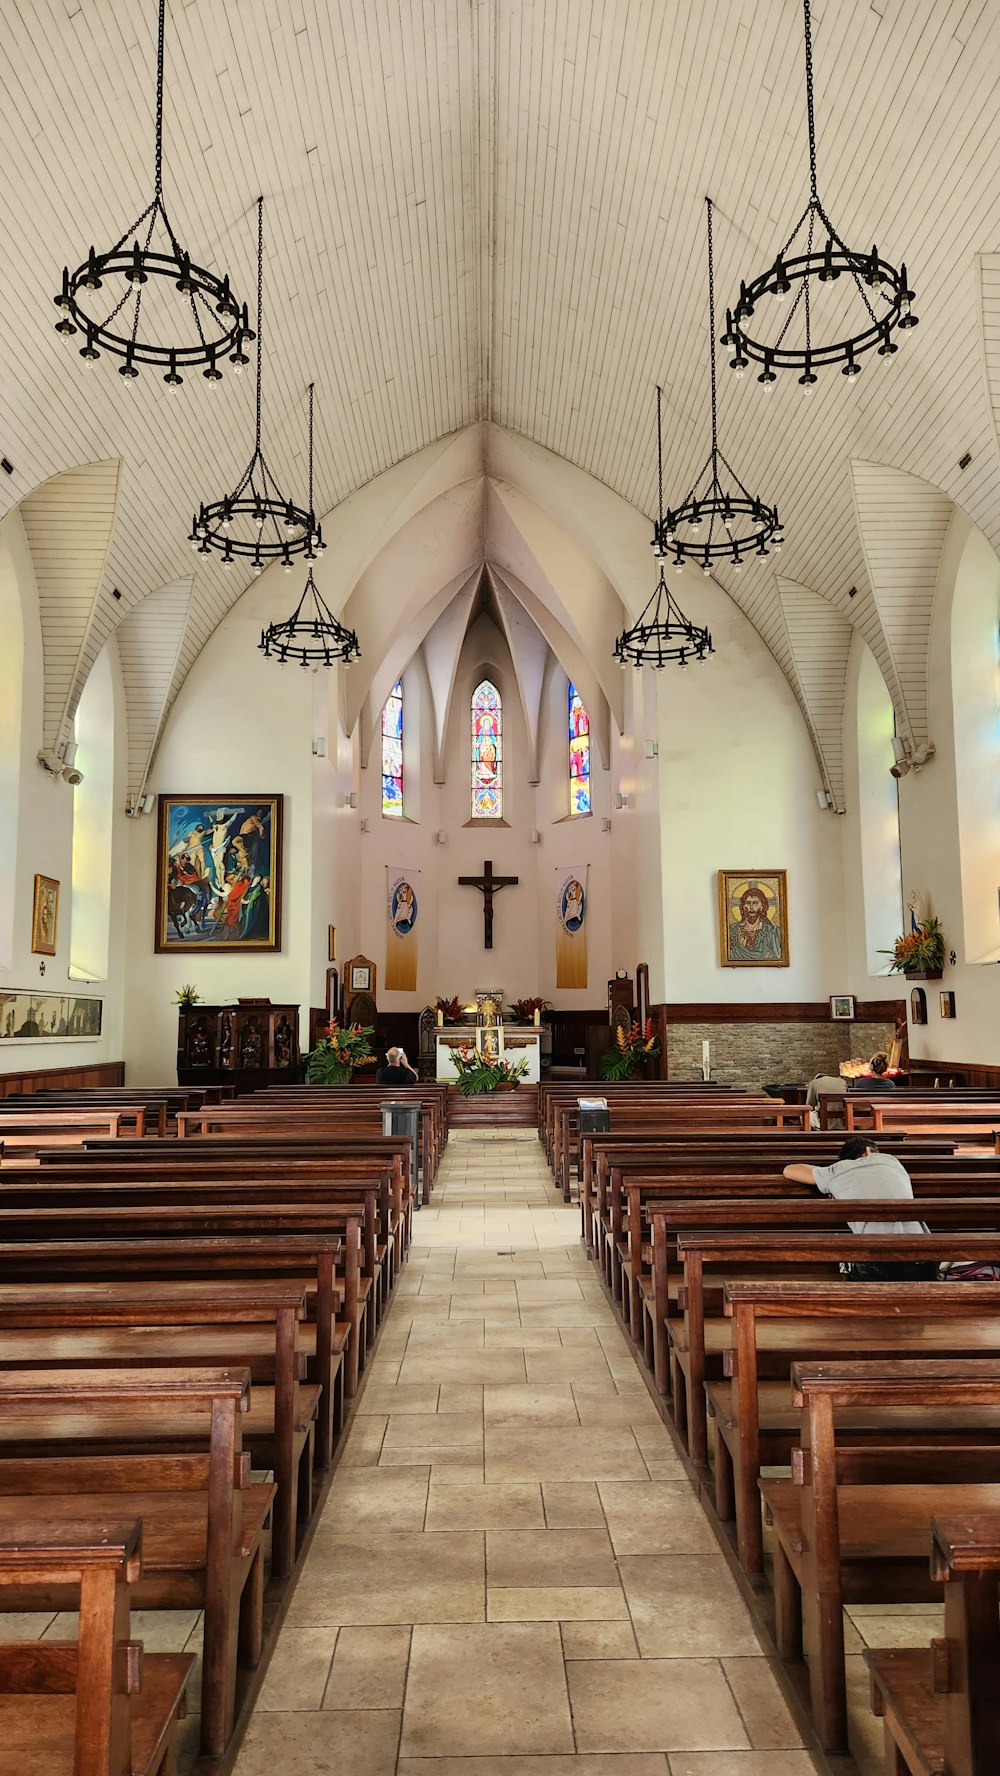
[508,996,551,1023]
[172,984,201,1007]
[599,1018,661,1081]
[305,1020,378,1084]
[434,996,464,1025]
[880,916,946,980]
[449,1045,529,1096]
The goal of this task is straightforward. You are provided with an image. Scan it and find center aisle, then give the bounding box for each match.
[233,1131,818,1776]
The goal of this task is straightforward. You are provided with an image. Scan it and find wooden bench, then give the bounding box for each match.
[0,1519,193,1776]
[0,1366,271,1759]
[866,1509,1000,1776]
[761,1357,1000,1753]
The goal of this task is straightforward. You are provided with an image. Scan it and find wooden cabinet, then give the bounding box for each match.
[176,1003,300,1086]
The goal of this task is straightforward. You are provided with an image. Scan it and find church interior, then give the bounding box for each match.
[4,1,1000,1772]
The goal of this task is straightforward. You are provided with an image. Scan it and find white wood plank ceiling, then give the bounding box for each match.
[2,0,1000,787]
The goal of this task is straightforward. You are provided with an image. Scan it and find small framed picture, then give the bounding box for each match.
[327,925,336,962]
[351,963,372,992]
[829,994,855,1021]
[910,987,927,1026]
[939,990,956,1019]
[31,875,59,956]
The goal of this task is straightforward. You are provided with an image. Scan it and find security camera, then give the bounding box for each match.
[61,764,84,785]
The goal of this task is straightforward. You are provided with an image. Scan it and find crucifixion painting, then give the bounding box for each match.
[458,859,519,949]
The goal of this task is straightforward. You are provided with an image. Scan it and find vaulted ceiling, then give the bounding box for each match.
[2,0,1000,788]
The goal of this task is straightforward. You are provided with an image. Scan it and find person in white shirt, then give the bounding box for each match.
[783,1136,937,1279]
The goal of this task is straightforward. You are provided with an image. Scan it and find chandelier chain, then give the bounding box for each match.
[655,384,664,528]
[254,196,264,451]
[803,0,818,201]
[154,0,166,197]
[706,197,718,462]
[308,381,315,515]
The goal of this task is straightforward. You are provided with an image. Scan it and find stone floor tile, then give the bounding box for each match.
[485,1423,649,1482]
[287,1530,484,1626]
[488,1586,629,1621]
[665,1757,820,1776]
[398,1350,528,1385]
[486,1525,617,1587]
[323,1625,412,1709]
[379,1443,485,1469]
[620,1557,762,1658]
[483,1382,580,1424]
[232,1707,401,1774]
[514,1278,585,1302]
[561,1617,640,1658]
[425,1482,545,1530]
[356,1383,440,1415]
[399,1759,669,1774]
[542,1480,607,1527]
[383,1411,484,1448]
[568,1658,749,1752]
[0,1612,52,1639]
[256,1625,337,1711]
[722,1657,805,1748]
[318,1467,429,1531]
[849,1610,942,1647]
[438,1383,486,1413]
[399,1622,574,1757]
[599,1481,721,1554]
[523,1348,617,1381]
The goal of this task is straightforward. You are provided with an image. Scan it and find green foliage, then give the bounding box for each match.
[449,1046,529,1096]
[879,916,945,975]
[304,1021,377,1084]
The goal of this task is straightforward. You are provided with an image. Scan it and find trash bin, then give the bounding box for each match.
[577,1099,610,1135]
[381,1101,422,1207]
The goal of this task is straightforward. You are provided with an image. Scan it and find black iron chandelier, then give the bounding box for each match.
[614,387,714,670]
[259,385,360,668]
[659,199,782,575]
[190,198,324,571]
[53,0,250,384]
[722,0,916,388]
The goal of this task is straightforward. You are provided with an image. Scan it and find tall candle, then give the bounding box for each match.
[533,1008,541,1027]
[437,1009,444,1027]
[702,1039,711,1081]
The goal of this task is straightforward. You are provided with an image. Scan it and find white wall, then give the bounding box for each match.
[0,512,26,969]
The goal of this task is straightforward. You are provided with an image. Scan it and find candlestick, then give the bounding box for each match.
[436,1009,444,1027]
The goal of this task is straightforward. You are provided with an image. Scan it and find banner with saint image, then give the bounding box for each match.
[555,865,589,989]
[386,868,420,990]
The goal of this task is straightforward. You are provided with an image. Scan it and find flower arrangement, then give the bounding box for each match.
[879,916,945,977]
[305,1020,378,1084]
[599,1018,661,1081]
[434,996,464,1025]
[449,1044,529,1096]
[172,984,201,1007]
[508,996,551,1022]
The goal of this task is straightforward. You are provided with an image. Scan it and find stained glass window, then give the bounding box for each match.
[471,679,502,819]
[381,680,403,817]
[568,682,591,815]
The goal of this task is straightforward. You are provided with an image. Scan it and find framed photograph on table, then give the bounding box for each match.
[154,795,283,953]
[829,994,855,1021]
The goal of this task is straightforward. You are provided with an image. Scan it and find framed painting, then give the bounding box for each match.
[31,874,59,956]
[155,796,283,953]
[718,870,789,968]
[830,994,856,1021]
[0,991,102,1041]
[351,962,372,992]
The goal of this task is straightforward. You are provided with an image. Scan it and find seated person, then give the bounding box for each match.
[805,1072,847,1109]
[376,1045,419,1085]
[850,1050,896,1091]
[783,1136,936,1280]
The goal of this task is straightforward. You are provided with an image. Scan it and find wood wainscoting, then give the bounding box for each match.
[0,1060,125,1098]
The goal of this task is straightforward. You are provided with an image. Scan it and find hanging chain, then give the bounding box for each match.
[655,384,664,529]
[254,196,264,451]
[308,381,315,514]
[154,0,166,196]
[803,0,818,201]
[706,197,718,462]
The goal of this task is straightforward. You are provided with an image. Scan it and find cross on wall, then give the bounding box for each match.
[457,860,519,950]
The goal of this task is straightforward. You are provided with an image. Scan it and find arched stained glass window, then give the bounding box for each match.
[471,679,502,819]
[568,682,591,814]
[381,680,403,817]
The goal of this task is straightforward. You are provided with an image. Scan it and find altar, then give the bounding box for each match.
[435,1025,544,1083]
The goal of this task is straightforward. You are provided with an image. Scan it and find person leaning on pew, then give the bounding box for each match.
[782,1136,938,1280]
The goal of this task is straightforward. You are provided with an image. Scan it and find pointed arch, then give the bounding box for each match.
[381,679,404,817]
[568,681,592,814]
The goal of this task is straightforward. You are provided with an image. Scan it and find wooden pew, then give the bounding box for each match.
[0,1281,311,1581]
[0,1366,270,1759]
[866,1510,1000,1776]
[0,1519,193,1776]
[763,1356,1000,1754]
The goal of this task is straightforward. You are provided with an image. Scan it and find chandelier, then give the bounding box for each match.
[189,198,323,571]
[660,199,781,574]
[722,0,916,388]
[53,0,250,384]
[613,387,714,670]
[259,386,360,668]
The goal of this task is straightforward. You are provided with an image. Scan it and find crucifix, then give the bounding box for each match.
[458,859,519,949]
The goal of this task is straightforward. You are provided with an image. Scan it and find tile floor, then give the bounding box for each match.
[0,1129,940,1773]
[235,1129,821,1776]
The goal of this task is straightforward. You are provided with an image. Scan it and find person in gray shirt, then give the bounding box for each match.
[783,1136,937,1280]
